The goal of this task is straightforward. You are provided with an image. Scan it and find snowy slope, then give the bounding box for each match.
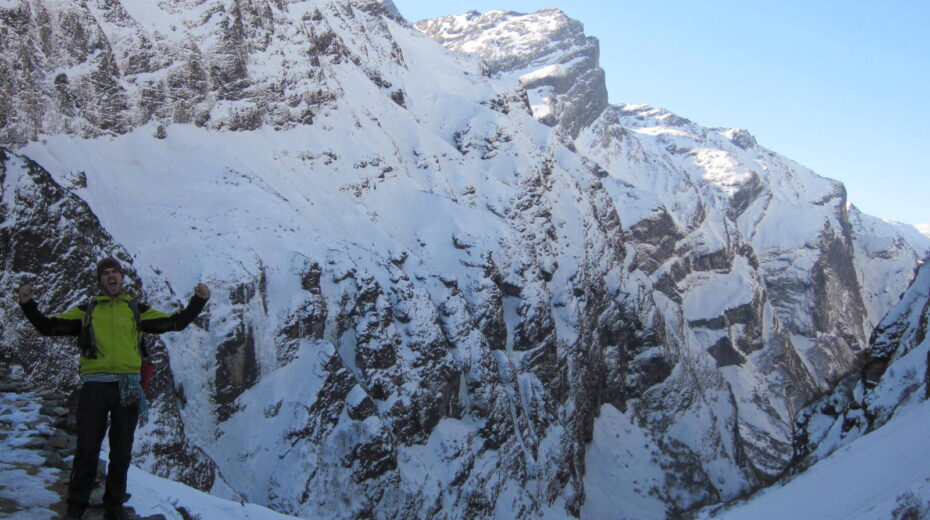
[0,366,303,520]
[848,205,930,330]
[702,400,930,520]
[127,466,304,520]
[704,260,930,520]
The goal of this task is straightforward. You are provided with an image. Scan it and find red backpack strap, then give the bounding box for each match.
[130,299,156,392]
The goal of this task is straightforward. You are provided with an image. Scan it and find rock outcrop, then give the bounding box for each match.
[793,260,930,471]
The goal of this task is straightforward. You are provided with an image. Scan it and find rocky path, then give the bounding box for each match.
[0,365,161,520]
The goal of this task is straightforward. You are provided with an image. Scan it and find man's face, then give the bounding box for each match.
[100,267,124,297]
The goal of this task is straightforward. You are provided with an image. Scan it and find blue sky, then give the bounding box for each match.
[393,1,929,227]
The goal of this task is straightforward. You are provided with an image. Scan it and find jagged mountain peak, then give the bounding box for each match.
[414,8,581,55]
[373,0,404,21]
[416,8,607,138]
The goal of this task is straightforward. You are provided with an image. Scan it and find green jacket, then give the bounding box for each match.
[21,292,208,376]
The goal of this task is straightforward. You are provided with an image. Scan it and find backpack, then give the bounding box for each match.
[77,297,155,390]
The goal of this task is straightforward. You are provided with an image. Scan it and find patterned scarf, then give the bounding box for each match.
[81,373,149,423]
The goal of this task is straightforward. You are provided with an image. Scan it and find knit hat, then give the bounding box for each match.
[96,256,124,280]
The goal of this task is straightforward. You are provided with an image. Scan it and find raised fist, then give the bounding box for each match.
[194,283,211,300]
[16,284,33,303]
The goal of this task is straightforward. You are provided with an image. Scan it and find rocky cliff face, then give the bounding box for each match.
[791,259,929,480]
[418,9,929,515]
[0,147,122,387]
[0,0,406,144]
[418,9,925,388]
[2,2,928,519]
[415,9,607,139]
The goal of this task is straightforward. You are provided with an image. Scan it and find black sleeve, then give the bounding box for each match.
[19,300,82,336]
[140,295,209,334]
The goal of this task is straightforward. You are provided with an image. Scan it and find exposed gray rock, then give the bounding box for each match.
[415,9,608,139]
[789,259,930,488]
[0,0,407,147]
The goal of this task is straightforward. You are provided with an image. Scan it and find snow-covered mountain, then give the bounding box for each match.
[416,9,930,515]
[793,259,930,470]
[1,2,928,519]
[700,258,930,519]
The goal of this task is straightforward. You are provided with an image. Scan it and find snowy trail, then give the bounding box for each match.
[0,364,303,520]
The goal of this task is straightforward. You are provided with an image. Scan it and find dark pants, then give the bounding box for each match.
[67,381,138,514]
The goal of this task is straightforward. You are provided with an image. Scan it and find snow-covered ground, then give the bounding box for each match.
[126,466,303,520]
[0,371,302,520]
[0,384,61,520]
[700,398,930,520]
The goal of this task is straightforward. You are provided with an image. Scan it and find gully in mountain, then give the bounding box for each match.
[16,257,210,520]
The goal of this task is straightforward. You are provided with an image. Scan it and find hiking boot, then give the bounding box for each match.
[62,504,85,519]
[103,506,129,520]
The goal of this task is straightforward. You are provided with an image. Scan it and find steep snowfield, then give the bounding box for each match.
[702,400,930,520]
[848,205,930,330]
[127,466,304,520]
[881,218,930,258]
